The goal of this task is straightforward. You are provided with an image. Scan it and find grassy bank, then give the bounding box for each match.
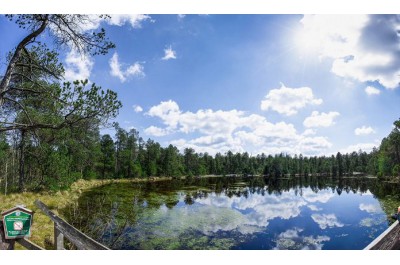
[0,177,172,250]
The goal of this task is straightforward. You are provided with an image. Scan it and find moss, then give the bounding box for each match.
[359,217,386,227]
[55,179,257,250]
[378,196,400,223]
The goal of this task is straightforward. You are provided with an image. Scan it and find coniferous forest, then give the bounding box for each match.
[1,15,400,193]
[1,118,400,192]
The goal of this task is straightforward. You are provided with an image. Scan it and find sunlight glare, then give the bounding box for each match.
[293,15,368,58]
[295,22,324,55]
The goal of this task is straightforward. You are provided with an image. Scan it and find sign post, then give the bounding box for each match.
[1,205,33,240]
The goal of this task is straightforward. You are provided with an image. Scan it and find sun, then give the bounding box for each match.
[294,21,325,56]
[292,15,369,59]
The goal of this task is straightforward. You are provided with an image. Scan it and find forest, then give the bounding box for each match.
[1,117,400,192]
[1,15,400,193]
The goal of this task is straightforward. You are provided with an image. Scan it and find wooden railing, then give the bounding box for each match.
[0,200,109,250]
[34,200,109,250]
[364,220,400,250]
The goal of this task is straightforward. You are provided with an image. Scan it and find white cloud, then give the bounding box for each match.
[109,53,125,81]
[339,142,378,154]
[126,63,144,76]
[296,15,367,58]
[75,15,103,32]
[298,15,400,90]
[359,203,382,214]
[311,214,344,229]
[147,100,181,128]
[108,14,153,28]
[78,14,153,31]
[147,100,333,156]
[144,126,169,137]
[260,83,322,116]
[365,86,381,95]
[57,15,150,81]
[109,52,144,82]
[162,46,177,60]
[50,15,152,47]
[303,111,340,128]
[64,49,94,81]
[295,136,332,154]
[133,105,143,113]
[354,126,375,136]
[302,129,316,136]
[171,137,244,155]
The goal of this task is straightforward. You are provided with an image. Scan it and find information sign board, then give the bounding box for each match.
[1,206,33,239]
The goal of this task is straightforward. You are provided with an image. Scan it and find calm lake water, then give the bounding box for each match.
[63,177,400,250]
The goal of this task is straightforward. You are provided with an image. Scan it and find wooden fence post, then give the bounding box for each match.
[0,220,15,250]
[54,223,64,250]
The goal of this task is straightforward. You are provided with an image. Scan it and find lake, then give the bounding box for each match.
[63,176,400,250]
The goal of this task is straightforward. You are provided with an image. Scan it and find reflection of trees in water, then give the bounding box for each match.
[62,191,142,249]
[62,176,400,249]
[184,194,195,205]
[367,181,400,221]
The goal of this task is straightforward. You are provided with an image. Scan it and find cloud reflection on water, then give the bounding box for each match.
[359,203,382,214]
[307,204,322,211]
[142,187,339,240]
[273,228,330,250]
[311,214,344,229]
[193,188,336,231]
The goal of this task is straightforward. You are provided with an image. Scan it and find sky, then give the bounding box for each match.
[1,14,400,156]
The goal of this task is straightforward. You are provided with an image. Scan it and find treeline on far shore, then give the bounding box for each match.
[0,118,399,192]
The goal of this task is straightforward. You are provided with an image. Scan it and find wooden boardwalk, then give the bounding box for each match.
[364,220,400,250]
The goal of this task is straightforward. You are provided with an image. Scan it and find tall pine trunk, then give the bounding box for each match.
[19,130,25,191]
[4,162,7,196]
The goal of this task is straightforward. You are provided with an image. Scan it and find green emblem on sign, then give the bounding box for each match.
[1,206,33,239]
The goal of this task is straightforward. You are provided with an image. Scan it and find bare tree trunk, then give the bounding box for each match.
[5,162,7,196]
[12,148,15,187]
[115,150,118,177]
[19,130,25,191]
[102,157,106,179]
[128,150,132,178]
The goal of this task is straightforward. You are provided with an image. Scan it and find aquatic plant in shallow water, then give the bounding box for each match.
[61,177,400,250]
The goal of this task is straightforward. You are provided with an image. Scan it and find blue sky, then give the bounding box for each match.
[1,14,400,156]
